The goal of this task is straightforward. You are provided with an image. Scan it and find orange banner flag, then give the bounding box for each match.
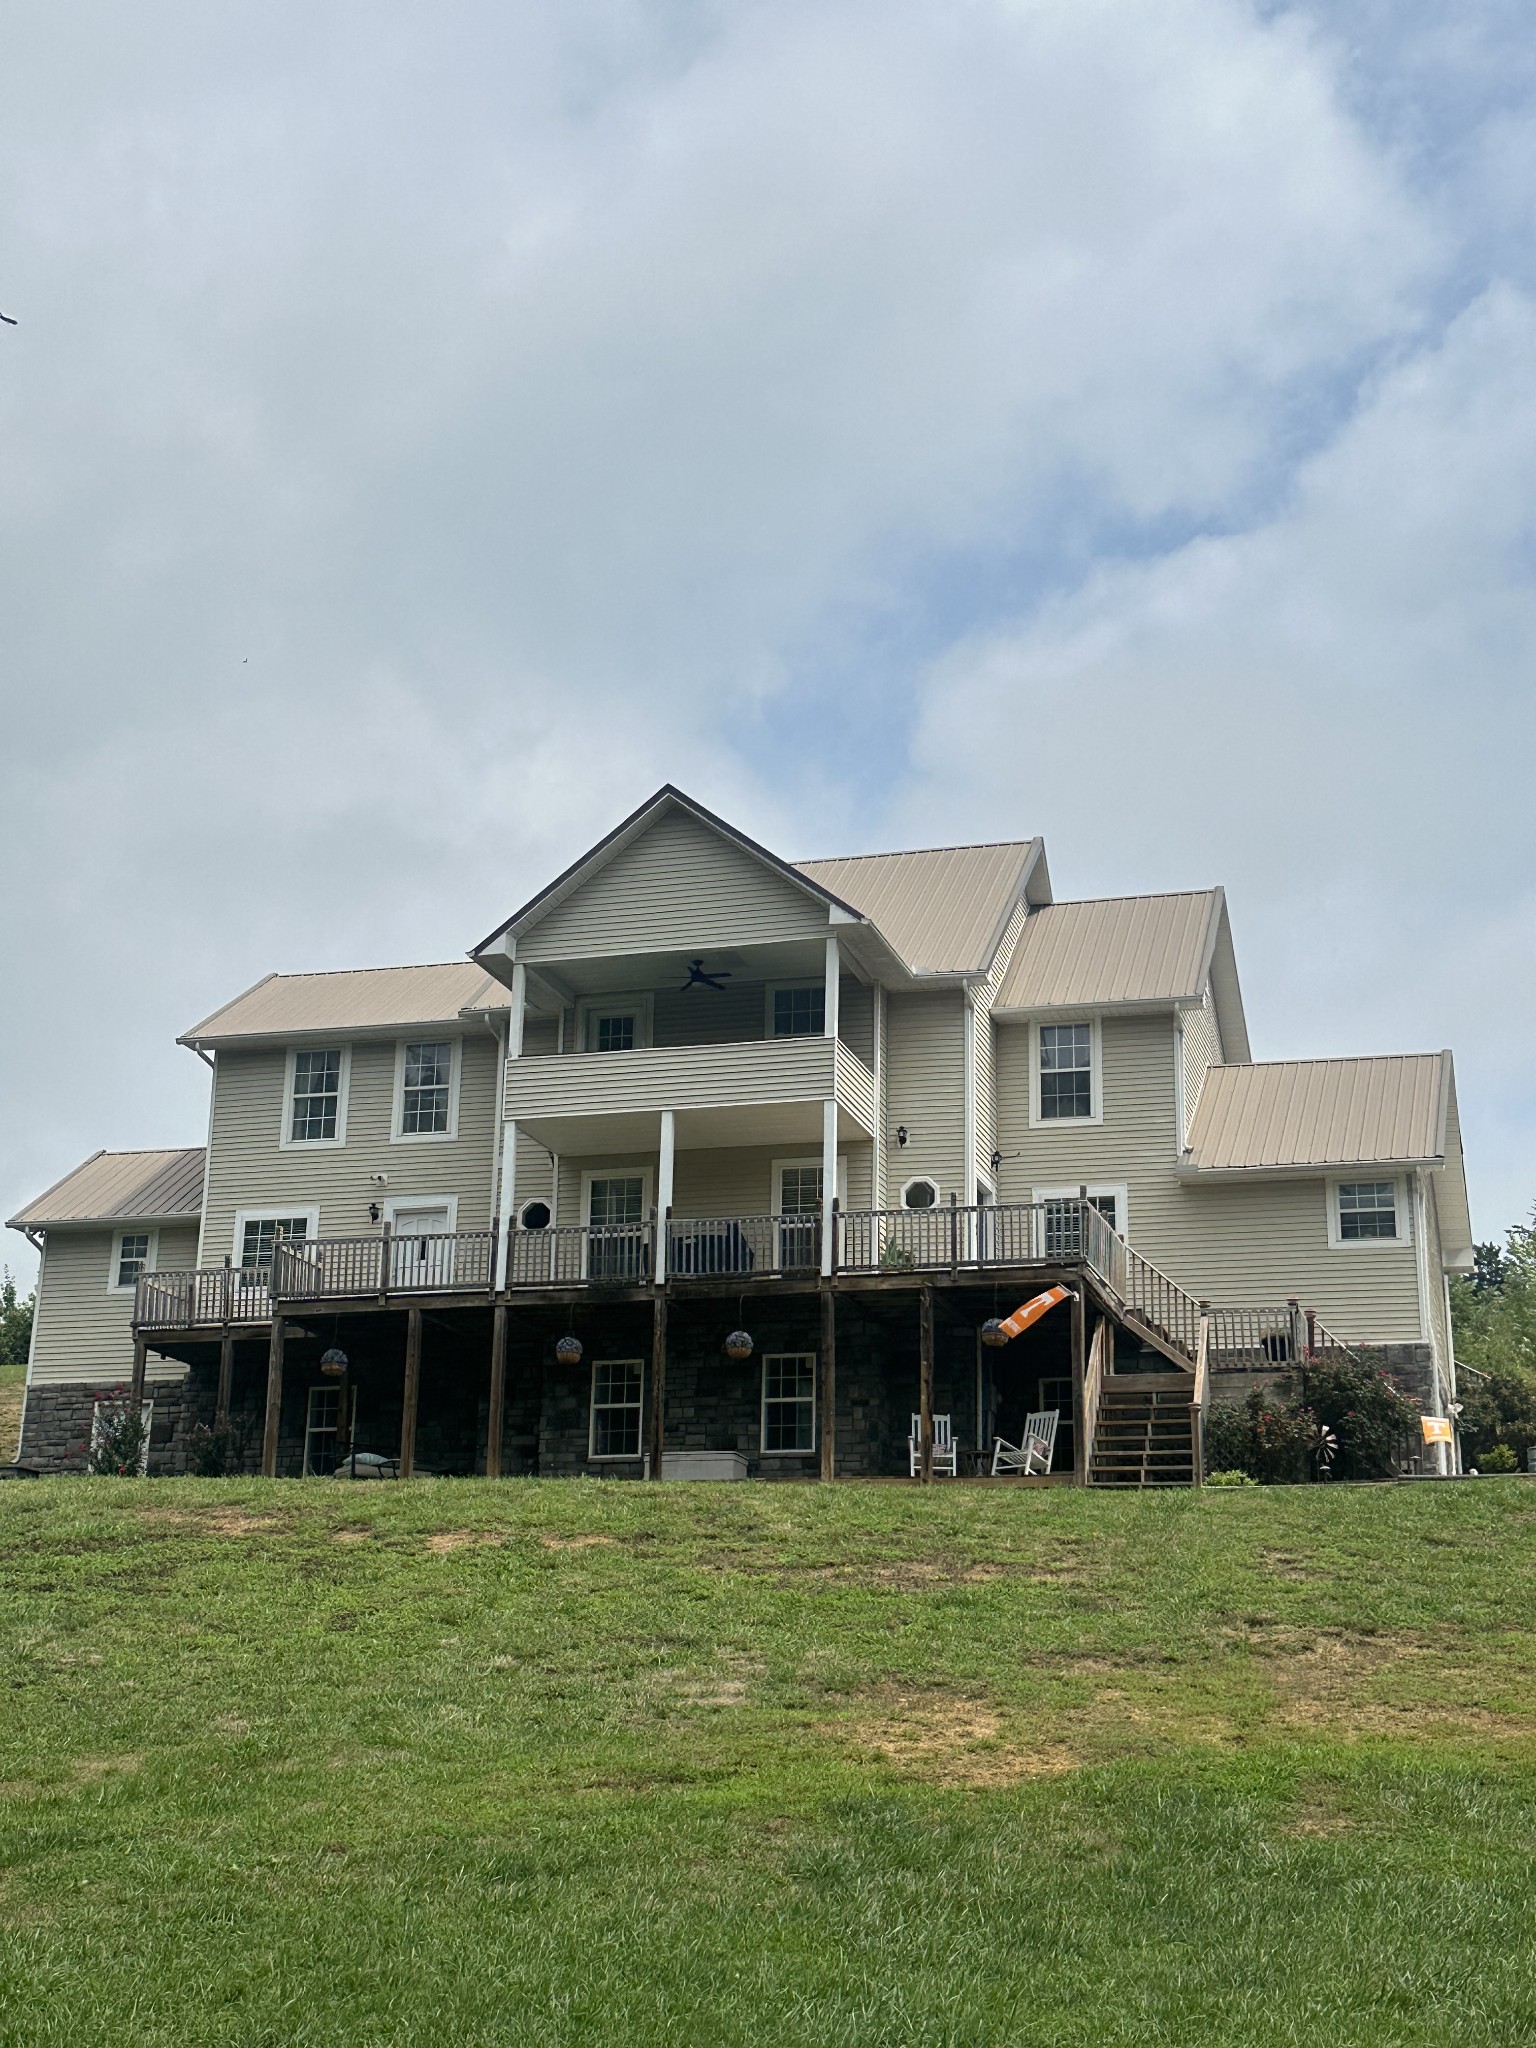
[998,1285,1072,1339]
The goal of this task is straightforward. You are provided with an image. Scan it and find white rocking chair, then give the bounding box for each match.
[992,1409,1060,1476]
[909,1413,958,1478]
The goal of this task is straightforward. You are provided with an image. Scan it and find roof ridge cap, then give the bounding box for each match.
[794,837,1038,865]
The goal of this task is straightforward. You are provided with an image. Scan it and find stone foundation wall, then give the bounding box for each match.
[18,1376,197,1474]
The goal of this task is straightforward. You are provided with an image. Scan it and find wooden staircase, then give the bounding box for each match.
[1088,1374,1197,1488]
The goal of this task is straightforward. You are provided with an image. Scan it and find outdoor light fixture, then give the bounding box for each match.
[555,1334,584,1365]
[896,1125,908,1147]
[980,1319,1009,1349]
[320,1347,349,1377]
[367,1202,381,1224]
[724,1330,754,1361]
[990,1150,1002,1175]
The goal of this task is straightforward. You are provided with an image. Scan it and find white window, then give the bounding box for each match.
[1330,1178,1408,1248]
[282,1046,350,1147]
[109,1229,156,1292]
[902,1178,939,1210]
[304,1385,344,1476]
[762,1353,816,1454]
[1032,1184,1129,1255]
[519,1200,552,1231]
[589,1359,644,1459]
[1033,1020,1100,1123]
[394,1039,460,1140]
[578,995,653,1052]
[767,984,825,1038]
[233,1211,318,1269]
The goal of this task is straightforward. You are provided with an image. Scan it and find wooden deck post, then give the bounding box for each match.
[1070,1286,1087,1485]
[129,1336,148,1416]
[819,1286,836,1482]
[260,1316,285,1477]
[918,1285,935,1484]
[648,1292,667,1480]
[215,1332,235,1431]
[399,1307,422,1478]
[486,1303,508,1478]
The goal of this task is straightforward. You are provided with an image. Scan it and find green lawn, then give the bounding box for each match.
[3,1478,1536,2046]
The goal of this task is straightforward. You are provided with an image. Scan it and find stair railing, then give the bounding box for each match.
[1191,1302,1210,1485]
[1080,1315,1108,1483]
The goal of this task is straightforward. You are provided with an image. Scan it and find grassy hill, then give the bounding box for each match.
[2,1477,1535,2045]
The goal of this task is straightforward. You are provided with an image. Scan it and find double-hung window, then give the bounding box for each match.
[579,996,650,1053]
[240,1216,311,1269]
[113,1231,152,1290]
[1038,1023,1094,1121]
[400,1040,455,1136]
[1034,1186,1125,1258]
[1336,1181,1401,1243]
[762,1353,816,1454]
[589,1360,644,1459]
[304,1386,343,1476]
[289,1048,344,1143]
[771,986,825,1038]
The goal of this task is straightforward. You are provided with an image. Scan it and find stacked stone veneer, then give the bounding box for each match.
[18,1376,198,1474]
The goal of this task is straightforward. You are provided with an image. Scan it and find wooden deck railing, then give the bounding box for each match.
[1207,1304,1302,1368]
[276,1230,499,1301]
[135,1264,273,1329]
[1118,1244,1204,1366]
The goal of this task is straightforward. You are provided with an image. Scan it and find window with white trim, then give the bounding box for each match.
[902,1178,939,1210]
[771,985,824,1038]
[240,1216,312,1268]
[1038,1023,1094,1120]
[578,996,652,1052]
[762,1353,816,1453]
[304,1385,343,1477]
[289,1049,343,1142]
[113,1231,152,1290]
[400,1040,455,1136]
[589,1360,644,1459]
[1033,1184,1128,1256]
[1337,1180,1400,1242]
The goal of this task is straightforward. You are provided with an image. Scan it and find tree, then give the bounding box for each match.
[0,1270,33,1366]
[1452,1207,1536,1468]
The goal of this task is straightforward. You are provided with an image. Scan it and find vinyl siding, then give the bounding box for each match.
[995,1012,1424,1340]
[505,1037,868,1126]
[884,992,967,1202]
[200,1034,498,1263]
[1179,987,1223,1145]
[546,1144,874,1226]
[27,1222,201,1388]
[970,899,1029,1195]
[517,809,832,962]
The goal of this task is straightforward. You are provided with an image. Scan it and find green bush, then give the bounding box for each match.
[1480,1442,1519,1473]
[1302,1356,1421,1481]
[1205,1468,1256,1487]
[1202,1388,1314,1484]
[85,1391,148,1476]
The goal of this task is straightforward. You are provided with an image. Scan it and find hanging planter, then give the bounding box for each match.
[319,1346,349,1376]
[980,1319,1009,1350]
[724,1329,754,1361]
[554,1334,584,1366]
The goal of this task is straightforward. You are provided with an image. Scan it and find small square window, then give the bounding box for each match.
[1039,1024,1093,1120]
[590,1360,644,1459]
[772,986,825,1038]
[594,1014,636,1053]
[1338,1181,1399,1241]
[115,1232,151,1289]
[762,1353,816,1454]
[290,1049,342,1142]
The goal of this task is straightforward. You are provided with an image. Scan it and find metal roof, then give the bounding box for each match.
[994,891,1223,1013]
[795,840,1045,976]
[181,962,509,1046]
[1183,1053,1452,1172]
[8,1148,206,1229]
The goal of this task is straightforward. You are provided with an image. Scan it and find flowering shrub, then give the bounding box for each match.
[85,1387,149,1476]
[1202,1356,1420,1483]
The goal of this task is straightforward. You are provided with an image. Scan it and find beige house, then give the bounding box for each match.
[8,787,1473,1484]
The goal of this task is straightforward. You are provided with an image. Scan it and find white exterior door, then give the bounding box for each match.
[390,1205,454,1288]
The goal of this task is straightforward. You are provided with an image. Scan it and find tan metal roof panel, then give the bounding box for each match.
[9,1148,206,1228]
[181,962,509,1045]
[1184,1054,1450,1171]
[994,891,1221,1012]
[794,841,1042,975]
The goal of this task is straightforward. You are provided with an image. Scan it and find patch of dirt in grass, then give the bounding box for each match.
[213,1714,250,1737]
[332,1528,371,1545]
[1283,1782,1355,1838]
[538,1533,619,1551]
[832,1689,1081,1785]
[1243,1627,1535,1737]
[71,1753,141,1783]
[143,1507,282,1538]
[1260,1548,1322,1583]
[425,1531,504,1554]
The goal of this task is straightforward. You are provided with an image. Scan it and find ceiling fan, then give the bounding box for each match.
[679,957,732,993]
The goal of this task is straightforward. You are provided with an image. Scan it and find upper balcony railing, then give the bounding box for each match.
[503,1035,877,1136]
[133,1199,1206,1367]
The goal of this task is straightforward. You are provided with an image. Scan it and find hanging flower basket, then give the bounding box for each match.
[724,1330,754,1361]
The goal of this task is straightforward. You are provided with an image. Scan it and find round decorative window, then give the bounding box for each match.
[902,1179,939,1210]
[519,1201,552,1231]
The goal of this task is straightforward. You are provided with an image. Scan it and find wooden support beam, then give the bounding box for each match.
[260,1316,285,1477]
[1070,1287,1088,1485]
[215,1333,235,1431]
[918,1284,935,1484]
[399,1306,422,1478]
[648,1292,667,1480]
[129,1335,148,1417]
[486,1303,508,1478]
[819,1286,836,1482]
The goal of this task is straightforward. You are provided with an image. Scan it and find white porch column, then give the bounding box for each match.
[820,1097,838,1277]
[498,1122,518,1236]
[824,934,841,1040]
[656,1109,676,1283]
[507,962,526,1059]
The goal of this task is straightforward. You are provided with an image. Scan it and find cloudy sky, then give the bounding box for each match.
[3,0,1532,1285]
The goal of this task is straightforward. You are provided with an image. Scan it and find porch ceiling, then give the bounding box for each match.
[516,1099,872,1156]
[525,939,835,1008]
